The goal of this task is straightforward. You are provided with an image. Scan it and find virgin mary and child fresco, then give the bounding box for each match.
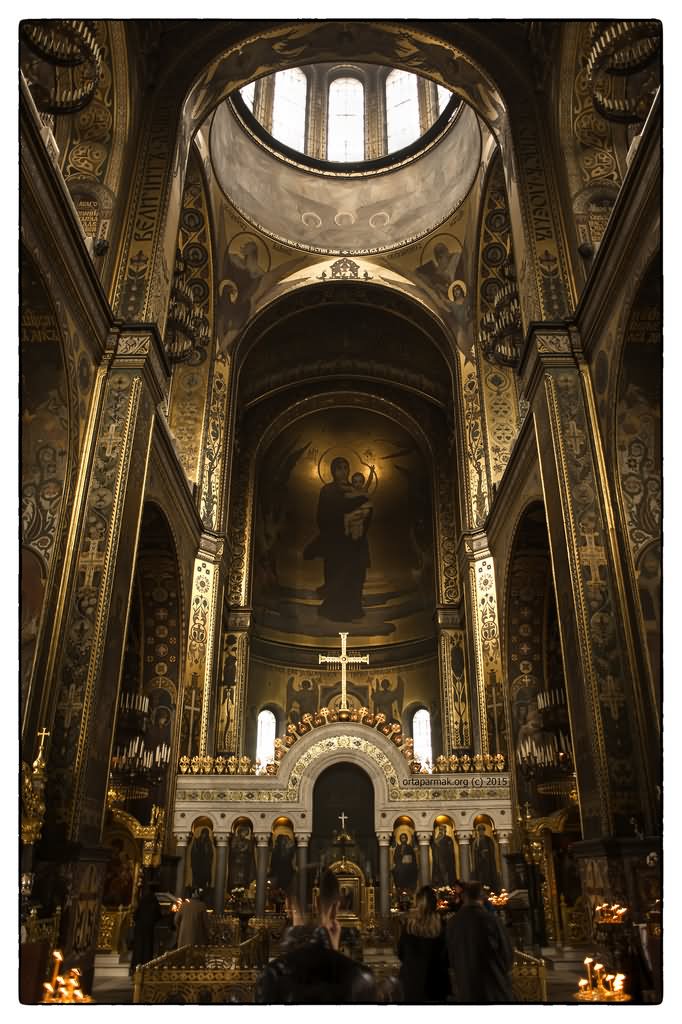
[303,456,375,622]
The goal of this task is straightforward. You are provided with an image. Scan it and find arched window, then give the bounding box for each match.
[412,708,433,770]
[271,68,307,152]
[436,84,452,116]
[327,77,364,162]
[255,709,276,771]
[385,70,420,153]
[240,80,256,111]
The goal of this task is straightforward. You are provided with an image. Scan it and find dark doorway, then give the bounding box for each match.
[311,763,377,884]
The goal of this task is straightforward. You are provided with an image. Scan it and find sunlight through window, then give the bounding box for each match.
[386,70,421,154]
[413,708,433,771]
[255,709,276,772]
[271,68,307,152]
[327,77,365,162]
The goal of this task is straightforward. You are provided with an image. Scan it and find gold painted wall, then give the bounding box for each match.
[246,656,439,744]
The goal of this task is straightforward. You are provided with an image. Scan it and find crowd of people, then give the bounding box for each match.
[257,873,514,1004]
[129,873,514,1004]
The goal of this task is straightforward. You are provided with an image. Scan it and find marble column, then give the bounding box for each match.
[254,833,270,918]
[377,833,391,917]
[296,834,310,918]
[174,834,190,896]
[417,833,431,888]
[214,834,229,913]
[498,832,512,892]
[458,837,470,882]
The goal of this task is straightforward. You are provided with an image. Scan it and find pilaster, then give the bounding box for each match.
[459,532,509,760]
[47,327,169,848]
[519,323,657,838]
[180,532,226,757]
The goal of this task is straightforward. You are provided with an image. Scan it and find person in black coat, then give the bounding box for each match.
[256,869,376,1003]
[397,886,450,1003]
[446,880,514,1003]
[130,885,162,975]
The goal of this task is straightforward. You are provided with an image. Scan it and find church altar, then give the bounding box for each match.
[172,719,513,918]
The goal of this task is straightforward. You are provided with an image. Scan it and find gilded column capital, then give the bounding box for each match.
[416,832,432,846]
[255,832,271,847]
[113,325,170,406]
[376,833,392,846]
[295,833,311,847]
[518,322,578,404]
[226,608,252,632]
[434,605,463,630]
[214,833,230,846]
[196,531,225,564]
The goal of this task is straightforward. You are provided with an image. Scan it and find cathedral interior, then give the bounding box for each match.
[19,18,662,1004]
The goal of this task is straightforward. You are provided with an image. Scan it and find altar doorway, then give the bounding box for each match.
[311,763,377,885]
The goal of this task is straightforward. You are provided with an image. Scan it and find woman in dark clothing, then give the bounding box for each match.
[130,885,162,975]
[398,886,450,1003]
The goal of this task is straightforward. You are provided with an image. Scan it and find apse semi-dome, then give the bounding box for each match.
[209,63,482,255]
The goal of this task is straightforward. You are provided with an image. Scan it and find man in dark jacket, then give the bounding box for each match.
[257,869,376,1003]
[130,885,162,975]
[446,880,514,1003]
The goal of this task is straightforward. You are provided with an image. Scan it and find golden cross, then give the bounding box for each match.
[35,727,50,764]
[80,536,105,589]
[100,423,120,459]
[318,632,369,710]
[339,811,348,830]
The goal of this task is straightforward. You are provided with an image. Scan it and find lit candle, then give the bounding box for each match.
[578,979,588,995]
[604,974,614,994]
[50,950,63,989]
[584,957,594,990]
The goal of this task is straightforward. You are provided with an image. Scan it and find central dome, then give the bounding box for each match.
[235,63,458,170]
[209,64,481,256]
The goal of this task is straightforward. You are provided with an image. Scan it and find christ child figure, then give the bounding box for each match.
[344,467,375,540]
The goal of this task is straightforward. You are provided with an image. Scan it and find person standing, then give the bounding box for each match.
[130,885,162,975]
[176,888,211,947]
[397,886,450,1003]
[446,881,514,1003]
[256,869,376,1003]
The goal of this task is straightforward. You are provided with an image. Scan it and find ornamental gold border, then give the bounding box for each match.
[541,373,611,834]
[70,374,143,836]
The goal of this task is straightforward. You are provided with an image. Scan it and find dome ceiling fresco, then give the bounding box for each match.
[209,99,482,255]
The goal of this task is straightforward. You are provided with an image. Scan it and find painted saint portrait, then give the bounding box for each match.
[431,822,457,887]
[252,408,435,646]
[303,454,375,622]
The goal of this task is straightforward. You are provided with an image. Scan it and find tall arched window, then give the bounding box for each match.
[240,80,256,111]
[255,709,276,771]
[327,77,364,162]
[436,84,452,116]
[271,68,307,152]
[385,70,420,153]
[412,708,433,770]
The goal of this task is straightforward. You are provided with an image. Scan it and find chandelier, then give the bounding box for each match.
[20,21,103,114]
[586,21,661,124]
[108,690,171,802]
[164,249,210,363]
[479,252,522,367]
